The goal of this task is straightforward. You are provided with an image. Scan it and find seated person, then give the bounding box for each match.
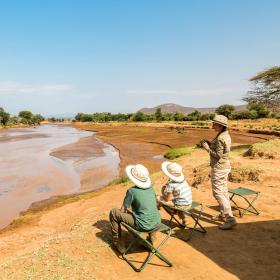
[157,161,192,225]
[109,164,161,253]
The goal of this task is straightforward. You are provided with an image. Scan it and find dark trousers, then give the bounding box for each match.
[109,208,135,239]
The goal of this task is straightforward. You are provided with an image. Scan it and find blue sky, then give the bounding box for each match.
[0,0,279,115]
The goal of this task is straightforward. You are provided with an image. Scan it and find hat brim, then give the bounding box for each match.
[212,120,227,127]
[125,165,152,189]
[161,161,185,183]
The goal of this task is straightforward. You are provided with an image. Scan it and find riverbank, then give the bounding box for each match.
[0,123,279,279]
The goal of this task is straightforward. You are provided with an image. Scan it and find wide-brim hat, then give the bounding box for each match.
[212,114,228,127]
[161,161,185,183]
[125,164,152,189]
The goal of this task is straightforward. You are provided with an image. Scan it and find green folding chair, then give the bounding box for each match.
[162,200,207,241]
[120,222,173,272]
[229,187,260,217]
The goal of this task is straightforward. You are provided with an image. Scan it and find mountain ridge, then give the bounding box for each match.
[139,103,247,114]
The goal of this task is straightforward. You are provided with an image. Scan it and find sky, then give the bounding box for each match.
[0,0,279,116]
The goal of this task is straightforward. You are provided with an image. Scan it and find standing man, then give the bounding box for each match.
[202,115,237,230]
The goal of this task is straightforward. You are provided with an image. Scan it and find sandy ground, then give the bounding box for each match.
[0,124,279,279]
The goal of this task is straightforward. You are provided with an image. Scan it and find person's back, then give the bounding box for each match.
[109,164,161,253]
[124,186,161,231]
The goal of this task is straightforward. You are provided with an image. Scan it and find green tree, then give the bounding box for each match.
[244,66,280,112]
[247,102,270,118]
[132,112,146,122]
[0,107,10,126]
[173,112,184,121]
[215,104,235,118]
[19,110,33,124]
[155,107,163,121]
[31,114,44,125]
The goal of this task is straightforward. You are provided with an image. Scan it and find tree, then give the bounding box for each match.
[31,114,45,125]
[132,112,146,122]
[155,107,163,121]
[0,107,10,126]
[19,110,33,124]
[247,102,270,118]
[215,104,235,118]
[243,66,280,112]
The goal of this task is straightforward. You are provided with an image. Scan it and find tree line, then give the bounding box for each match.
[75,66,279,123]
[74,102,276,123]
[0,108,45,127]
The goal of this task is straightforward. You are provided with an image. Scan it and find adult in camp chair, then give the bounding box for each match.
[109,164,172,271]
[229,187,260,217]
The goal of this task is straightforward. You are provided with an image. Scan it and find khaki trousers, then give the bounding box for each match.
[109,208,135,239]
[211,168,233,217]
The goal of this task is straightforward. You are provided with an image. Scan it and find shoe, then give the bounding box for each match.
[219,217,237,230]
[211,214,227,222]
[112,237,126,254]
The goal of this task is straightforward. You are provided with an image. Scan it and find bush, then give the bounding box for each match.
[191,121,209,126]
[164,147,194,159]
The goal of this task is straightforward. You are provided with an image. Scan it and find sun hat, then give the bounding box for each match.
[161,161,185,183]
[212,114,228,127]
[125,164,152,189]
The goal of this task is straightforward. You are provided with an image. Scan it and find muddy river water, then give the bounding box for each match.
[0,125,120,229]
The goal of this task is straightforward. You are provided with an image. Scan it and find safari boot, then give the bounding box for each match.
[219,217,237,230]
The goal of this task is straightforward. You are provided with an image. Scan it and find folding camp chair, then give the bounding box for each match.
[162,200,207,241]
[120,222,173,272]
[229,187,260,217]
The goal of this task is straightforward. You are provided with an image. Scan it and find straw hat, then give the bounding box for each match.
[125,164,152,189]
[161,161,185,183]
[212,114,228,127]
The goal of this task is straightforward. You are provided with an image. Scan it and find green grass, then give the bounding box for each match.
[190,121,209,126]
[108,176,129,185]
[164,147,194,160]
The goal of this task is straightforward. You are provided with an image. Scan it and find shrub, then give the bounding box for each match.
[164,147,194,159]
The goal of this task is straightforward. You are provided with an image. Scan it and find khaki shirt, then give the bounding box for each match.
[209,131,231,169]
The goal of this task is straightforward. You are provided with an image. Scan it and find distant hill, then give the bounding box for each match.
[138,103,247,115]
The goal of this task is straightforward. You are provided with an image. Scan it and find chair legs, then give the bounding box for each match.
[120,222,173,272]
[230,193,260,217]
[162,202,207,242]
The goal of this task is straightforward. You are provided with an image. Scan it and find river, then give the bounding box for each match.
[0,125,120,229]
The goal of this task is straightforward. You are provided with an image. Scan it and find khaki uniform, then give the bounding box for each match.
[209,131,233,217]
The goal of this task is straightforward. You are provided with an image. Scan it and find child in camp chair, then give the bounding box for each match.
[157,161,192,226]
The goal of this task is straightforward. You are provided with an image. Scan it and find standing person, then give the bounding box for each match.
[156,161,192,226]
[202,115,237,230]
[109,164,161,253]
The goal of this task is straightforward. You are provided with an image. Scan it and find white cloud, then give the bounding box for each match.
[0,81,73,94]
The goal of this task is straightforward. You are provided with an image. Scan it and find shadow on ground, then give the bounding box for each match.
[188,219,280,280]
[93,219,280,279]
